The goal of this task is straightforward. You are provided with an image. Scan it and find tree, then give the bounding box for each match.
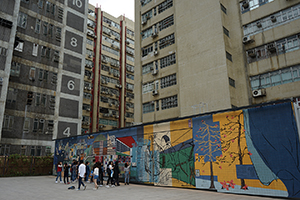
[194,118,221,189]
[218,112,249,189]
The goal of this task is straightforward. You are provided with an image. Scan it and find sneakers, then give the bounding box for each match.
[106,185,110,188]
[55,181,58,184]
[60,181,63,183]
[99,185,103,187]
[111,185,115,188]
[93,188,97,190]
[76,189,80,191]
[67,182,70,184]
[83,185,86,190]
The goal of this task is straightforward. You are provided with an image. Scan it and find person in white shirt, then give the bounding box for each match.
[76,160,86,191]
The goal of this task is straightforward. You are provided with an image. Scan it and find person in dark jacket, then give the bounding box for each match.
[63,163,70,184]
[113,161,120,186]
[85,161,90,182]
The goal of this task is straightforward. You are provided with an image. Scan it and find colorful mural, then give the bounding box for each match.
[55,102,300,199]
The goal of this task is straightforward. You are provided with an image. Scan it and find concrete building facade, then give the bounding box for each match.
[134,0,300,123]
[82,5,135,134]
[0,0,88,156]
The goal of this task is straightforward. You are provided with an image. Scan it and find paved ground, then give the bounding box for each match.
[0,176,288,200]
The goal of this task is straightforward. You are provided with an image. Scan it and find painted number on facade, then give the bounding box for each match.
[70,37,78,47]
[67,80,75,90]
[63,127,71,137]
[73,0,82,8]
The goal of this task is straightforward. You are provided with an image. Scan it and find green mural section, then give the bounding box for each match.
[160,146,195,186]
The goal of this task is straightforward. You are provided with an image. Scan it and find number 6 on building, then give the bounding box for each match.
[67,80,75,90]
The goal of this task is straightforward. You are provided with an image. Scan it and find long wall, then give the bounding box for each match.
[54,101,300,199]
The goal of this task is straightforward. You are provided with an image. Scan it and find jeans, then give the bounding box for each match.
[78,176,85,189]
[72,171,76,181]
[56,171,62,181]
[125,171,130,183]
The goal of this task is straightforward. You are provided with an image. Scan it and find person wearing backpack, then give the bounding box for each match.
[106,161,114,188]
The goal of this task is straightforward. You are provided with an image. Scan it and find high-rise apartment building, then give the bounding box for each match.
[134,0,300,123]
[0,0,88,156]
[82,4,135,134]
[0,0,135,156]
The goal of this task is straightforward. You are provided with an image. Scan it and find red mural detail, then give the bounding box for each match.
[117,136,136,148]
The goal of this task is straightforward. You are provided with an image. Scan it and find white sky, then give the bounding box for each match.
[88,0,135,21]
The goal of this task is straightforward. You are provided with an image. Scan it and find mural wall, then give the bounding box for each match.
[55,102,300,198]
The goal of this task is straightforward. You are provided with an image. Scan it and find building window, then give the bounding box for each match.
[161,95,178,110]
[35,19,41,33]
[49,24,53,37]
[23,117,30,132]
[41,46,50,58]
[41,94,46,106]
[126,73,134,80]
[87,38,94,46]
[126,38,134,45]
[126,92,134,100]
[243,4,300,37]
[159,15,174,31]
[32,43,39,56]
[229,77,235,87]
[6,88,17,103]
[47,120,54,132]
[14,41,24,52]
[126,55,134,62]
[3,115,14,130]
[0,144,10,156]
[51,73,57,85]
[27,91,34,105]
[156,100,159,111]
[10,62,21,77]
[83,92,92,99]
[103,17,120,30]
[240,0,274,14]
[142,82,154,94]
[38,69,48,81]
[221,3,227,14]
[159,33,175,49]
[158,0,173,14]
[142,62,153,75]
[246,34,300,63]
[38,0,43,8]
[17,12,27,28]
[143,102,155,114]
[142,10,152,23]
[226,51,232,62]
[142,27,153,40]
[142,45,153,57]
[102,45,119,56]
[223,26,229,37]
[125,112,134,118]
[161,74,176,89]
[49,95,55,109]
[160,53,176,69]
[126,64,134,73]
[250,65,300,90]
[126,28,134,37]
[36,93,41,106]
[126,83,134,91]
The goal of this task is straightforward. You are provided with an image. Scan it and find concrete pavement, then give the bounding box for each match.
[0,176,287,200]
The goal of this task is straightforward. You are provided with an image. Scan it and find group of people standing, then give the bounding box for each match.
[55,159,130,191]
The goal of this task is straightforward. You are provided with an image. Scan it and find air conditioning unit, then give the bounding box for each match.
[248,50,256,58]
[101,79,105,84]
[115,84,122,89]
[102,59,108,63]
[109,103,112,107]
[152,90,158,96]
[151,31,158,38]
[126,41,130,45]
[86,108,91,111]
[142,20,147,25]
[252,89,266,97]
[256,21,262,28]
[154,51,159,56]
[99,125,104,129]
[271,15,277,23]
[152,69,158,75]
[88,55,92,58]
[115,115,119,119]
[115,36,120,41]
[267,44,276,53]
[242,1,249,9]
[88,76,93,80]
[242,36,253,44]
[88,87,92,91]
[84,86,88,90]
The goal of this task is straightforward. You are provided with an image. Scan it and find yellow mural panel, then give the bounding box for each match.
[172,178,195,188]
[144,124,154,151]
[170,119,193,146]
[211,111,286,191]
